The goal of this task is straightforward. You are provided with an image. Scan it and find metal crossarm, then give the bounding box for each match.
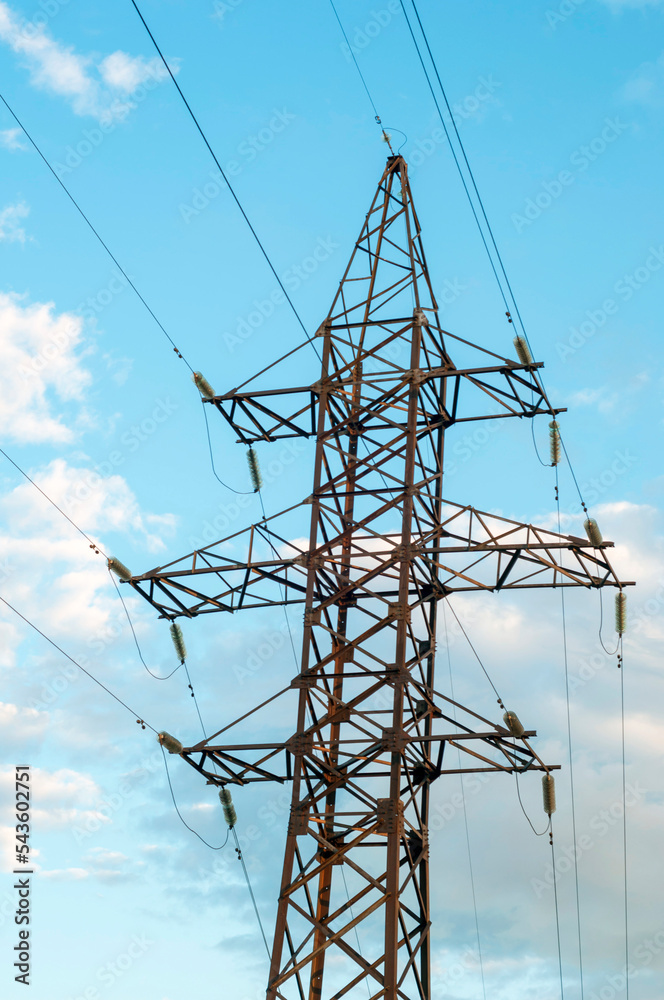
[128,500,630,619]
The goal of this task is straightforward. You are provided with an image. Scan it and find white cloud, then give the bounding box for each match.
[0,765,104,867]
[40,848,143,882]
[29,766,101,805]
[0,291,92,444]
[0,459,176,654]
[0,126,26,150]
[2,456,176,552]
[0,2,172,122]
[98,51,166,94]
[103,351,133,386]
[621,51,664,105]
[0,201,29,243]
[0,701,49,743]
[40,867,89,880]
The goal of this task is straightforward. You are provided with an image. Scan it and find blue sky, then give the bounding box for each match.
[0,0,663,998]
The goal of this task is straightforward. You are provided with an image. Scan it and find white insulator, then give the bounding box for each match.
[513,336,533,366]
[219,787,237,828]
[615,592,627,635]
[503,711,525,737]
[158,731,183,754]
[108,557,132,581]
[542,774,556,815]
[584,518,603,547]
[192,371,215,399]
[247,448,262,492]
[170,623,187,663]
[549,421,561,466]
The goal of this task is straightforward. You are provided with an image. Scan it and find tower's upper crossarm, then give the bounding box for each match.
[204,357,564,445]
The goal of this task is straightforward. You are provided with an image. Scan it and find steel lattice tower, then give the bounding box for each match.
[129,156,631,1000]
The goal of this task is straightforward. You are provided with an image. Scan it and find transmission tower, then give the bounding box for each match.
[128,155,630,1000]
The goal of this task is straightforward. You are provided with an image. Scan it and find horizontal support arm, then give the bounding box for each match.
[207,359,561,444]
[127,499,632,619]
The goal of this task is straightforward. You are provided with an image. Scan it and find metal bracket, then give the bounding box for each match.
[382,728,409,752]
[288,803,309,836]
[377,797,404,835]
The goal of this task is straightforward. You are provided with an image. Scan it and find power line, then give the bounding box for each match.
[445,599,505,709]
[162,746,230,850]
[0,449,213,744]
[598,588,620,657]
[514,770,550,837]
[550,830,566,1000]
[0,499,231,852]
[340,866,372,998]
[619,638,630,999]
[397,0,514,325]
[110,570,183,680]
[398,2,590,514]
[202,404,254,495]
[0,93,276,508]
[327,0,394,152]
[0,95,294,928]
[0,592,156,733]
[232,827,272,959]
[184,659,208,739]
[442,603,487,1000]
[445,600,549,840]
[255,487,300,672]
[0,91,194,374]
[556,466,586,999]
[0,446,108,559]
[0,455,235,850]
[128,0,321,363]
[1,447,215,743]
[406,0,532,348]
[167,618,273,960]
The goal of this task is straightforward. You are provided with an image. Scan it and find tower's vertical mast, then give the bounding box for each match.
[385,160,423,998]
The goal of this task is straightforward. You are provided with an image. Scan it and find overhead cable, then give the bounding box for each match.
[328,0,394,152]
[0,593,156,733]
[442,603,487,1000]
[162,747,230,850]
[555,466,586,998]
[398,2,590,511]
[0,92,194,373]
[128,0,321,362]
[0,446,108,559]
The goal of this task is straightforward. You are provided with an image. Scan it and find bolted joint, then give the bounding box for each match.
[304,606,321,626]
[382,727,409,752]
[377,797,404,835]
[288,803,309,836]
[286,732,314,756]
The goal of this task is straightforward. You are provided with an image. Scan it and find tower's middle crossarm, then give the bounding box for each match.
[127,500,632,619]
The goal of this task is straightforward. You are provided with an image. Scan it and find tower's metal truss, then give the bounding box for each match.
[128,156,632,1000]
